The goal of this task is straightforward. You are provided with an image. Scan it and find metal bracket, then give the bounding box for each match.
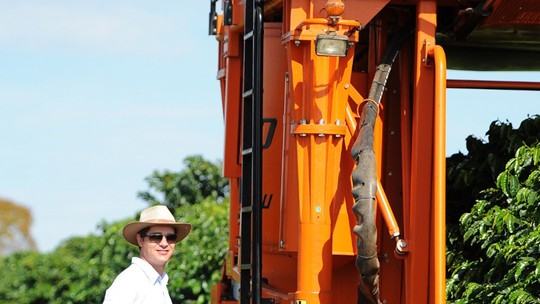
[223,0,233,26]
[262,118,277,149]
[208,0,218,35]
[422,39,435,67]
[394,238,410,258]
[262,193,273,209]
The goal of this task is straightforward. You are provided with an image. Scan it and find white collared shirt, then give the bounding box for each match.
[103,257,173,304]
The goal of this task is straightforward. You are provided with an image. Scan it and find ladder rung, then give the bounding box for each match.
[242,148,253,155]
[241,206,253,213]
[243,89,253,98]
[244,31,254,40]
[240,264,252,270]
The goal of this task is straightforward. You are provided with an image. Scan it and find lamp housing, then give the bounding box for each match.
[315,33,349,57]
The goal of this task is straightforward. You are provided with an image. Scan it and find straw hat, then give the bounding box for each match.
[122,205,191,245]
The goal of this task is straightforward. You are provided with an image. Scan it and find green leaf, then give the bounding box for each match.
[509,289,538,304]
[497,172,509,196]
[514,259,532,281]
[525,170,540,188]
[486,243,501,258]
[506,158,517,171]
[505,212,520,233]
[516,187,537,206]
[465,282,482,299]
[497,172,521,198]
[533,146,540,165]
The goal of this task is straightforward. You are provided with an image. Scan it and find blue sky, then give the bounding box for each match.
[0,1,537,252]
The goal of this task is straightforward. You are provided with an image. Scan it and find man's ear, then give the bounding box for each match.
[136,234,144,247]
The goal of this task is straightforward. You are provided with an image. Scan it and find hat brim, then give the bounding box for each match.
[123,221,191,246]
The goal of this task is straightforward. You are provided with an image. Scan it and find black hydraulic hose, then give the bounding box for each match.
[350,27,411,304]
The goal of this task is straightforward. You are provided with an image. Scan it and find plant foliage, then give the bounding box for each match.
[447,143,540,303]
[168,198,229,303]
[0,220,135,304]
[0,155,229,304]
[446,115,540,224]
[138,155,228,209]
[0,198,36,256]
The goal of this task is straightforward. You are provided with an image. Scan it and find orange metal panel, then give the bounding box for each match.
[283,4,361,302]
[484,0,540,25]
[407,1,437,303]
[378,60,407,304]
[261,23,299,294]
[399,42,412,247]
[228,180,240,257]
[397,39,413,304]
[221,27,243,178]
[213,1,450,303]
[342,0,391,27]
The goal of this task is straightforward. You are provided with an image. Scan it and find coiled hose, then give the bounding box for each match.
[350,27,410,304]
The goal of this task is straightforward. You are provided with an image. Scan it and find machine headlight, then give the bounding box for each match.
[315,34,349,57]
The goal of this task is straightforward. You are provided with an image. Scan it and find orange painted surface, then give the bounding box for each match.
[406,1,437,303]
[212,1,539,300]
[447,79,540,90]
[432,45,447,304]
[212,0,448,303]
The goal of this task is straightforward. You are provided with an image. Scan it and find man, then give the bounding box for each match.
[103,205,191,303]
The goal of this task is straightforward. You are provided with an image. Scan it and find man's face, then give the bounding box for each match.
[137,225,176,272]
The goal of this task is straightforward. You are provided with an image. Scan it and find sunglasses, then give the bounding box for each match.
[143,233,177,244]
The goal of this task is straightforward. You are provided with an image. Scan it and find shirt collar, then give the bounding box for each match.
[131,257,169,286]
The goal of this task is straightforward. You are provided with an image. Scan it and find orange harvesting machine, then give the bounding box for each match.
[207,0,540,303]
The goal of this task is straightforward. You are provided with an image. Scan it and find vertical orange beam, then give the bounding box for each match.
[407,0,436,303]
[228,179,240,256]
[432,45,447,304]
[218,26,243,255]
[292,51,350,304]
[221,28,243,178]
[284,8,357,303]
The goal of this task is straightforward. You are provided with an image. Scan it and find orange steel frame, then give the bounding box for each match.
[211,0,446,303]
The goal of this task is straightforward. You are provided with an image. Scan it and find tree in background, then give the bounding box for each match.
[168,198,229,303]
[0,198,36,256]
[0,155,228,304]
[0,220,136,304]
[446,115,540,303]
[446,115,540,224]
[138,155,229,209]
[447,143,540,303]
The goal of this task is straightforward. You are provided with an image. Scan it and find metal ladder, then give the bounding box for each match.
[240,0,265,303]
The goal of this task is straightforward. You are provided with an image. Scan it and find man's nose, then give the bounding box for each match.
[159,236,169,246]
